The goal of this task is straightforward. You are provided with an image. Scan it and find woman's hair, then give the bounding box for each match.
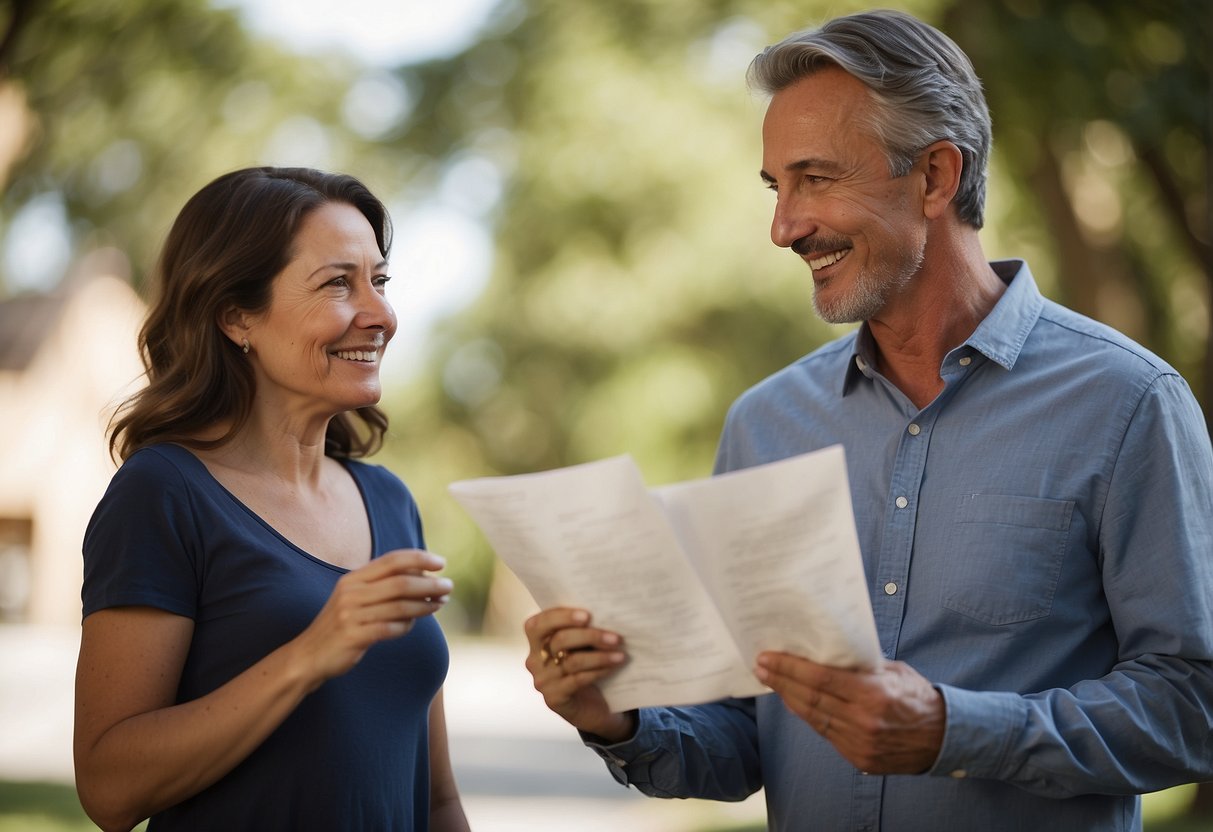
[110,166,393,461]
[748,9,991,229]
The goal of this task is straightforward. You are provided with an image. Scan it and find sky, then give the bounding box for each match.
[217,0,503,67]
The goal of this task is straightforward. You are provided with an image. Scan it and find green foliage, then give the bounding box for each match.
[944,0,1211,392]
[1,0,1207,633]
[0,0,421,287]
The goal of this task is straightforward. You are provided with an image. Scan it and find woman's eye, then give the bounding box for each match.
[373,274,392,288]
[326,276,350,288]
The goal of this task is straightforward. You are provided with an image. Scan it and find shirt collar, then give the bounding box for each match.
[965,259,1043,371]
[842,259,1044,396]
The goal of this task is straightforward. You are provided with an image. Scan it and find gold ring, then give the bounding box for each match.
[540,641,553,665]
[552,649,567,667]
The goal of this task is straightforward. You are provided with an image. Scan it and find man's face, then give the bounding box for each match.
[760,67,928,324]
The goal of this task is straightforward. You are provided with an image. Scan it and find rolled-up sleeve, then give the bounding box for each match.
[582,699,763,801]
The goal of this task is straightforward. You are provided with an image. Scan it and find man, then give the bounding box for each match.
[523,9,1213,830]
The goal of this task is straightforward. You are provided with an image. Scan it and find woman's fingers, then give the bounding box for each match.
[362,548,447,577]
[321,550,454,643]
[296,552,455,680]
[337,550,453,608]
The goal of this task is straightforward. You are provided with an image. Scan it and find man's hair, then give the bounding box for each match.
[748,9,991,229]
[109,166,392,461]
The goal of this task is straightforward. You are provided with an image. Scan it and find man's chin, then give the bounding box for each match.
[812,293,867,325]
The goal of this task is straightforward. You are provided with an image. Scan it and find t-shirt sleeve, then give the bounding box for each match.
[81,447,204,620]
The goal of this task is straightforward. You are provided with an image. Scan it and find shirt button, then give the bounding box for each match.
[895,496,908,508]
[951,769,968,779]
[907,423,921,435]
[884,582,898,595]
[959,356,972,367]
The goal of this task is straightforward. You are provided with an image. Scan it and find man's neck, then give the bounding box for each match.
[866,234,1004,409]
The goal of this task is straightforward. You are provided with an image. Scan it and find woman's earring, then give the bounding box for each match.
[241,338,250,355]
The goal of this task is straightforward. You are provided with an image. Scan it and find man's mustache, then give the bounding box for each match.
[791,235,852,257]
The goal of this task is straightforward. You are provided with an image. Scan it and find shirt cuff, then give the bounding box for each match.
[580,709,664,788]
[928,684,1026,781]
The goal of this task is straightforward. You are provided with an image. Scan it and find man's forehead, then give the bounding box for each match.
[760,69,875,168]
[763,67,870,129]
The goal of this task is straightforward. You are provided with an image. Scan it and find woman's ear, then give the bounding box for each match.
[920,140,964,221]
[217,306,252,350]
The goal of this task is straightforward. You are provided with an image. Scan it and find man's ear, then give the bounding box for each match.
[920,140,964,221]
[217,306,252,349]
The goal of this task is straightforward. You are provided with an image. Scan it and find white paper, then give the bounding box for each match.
[448,446,879,711]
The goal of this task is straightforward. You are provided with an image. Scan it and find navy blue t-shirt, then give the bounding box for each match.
[82,444,449,831]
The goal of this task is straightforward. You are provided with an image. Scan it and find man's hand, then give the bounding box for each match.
[756,653,945,774]
[523,608,635,743]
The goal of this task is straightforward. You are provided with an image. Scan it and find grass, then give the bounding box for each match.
[697,785,1211,832]
[0,781,146,832]
[0,781,92,832]
[0,779,1206,832]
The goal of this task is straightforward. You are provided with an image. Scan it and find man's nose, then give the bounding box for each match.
[770,194,818,249]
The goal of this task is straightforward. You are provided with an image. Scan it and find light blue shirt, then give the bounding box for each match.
[586,261,1213,831]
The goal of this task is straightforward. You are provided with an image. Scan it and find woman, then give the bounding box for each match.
[74,167,470,832]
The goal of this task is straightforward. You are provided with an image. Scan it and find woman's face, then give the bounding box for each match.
[244,201,397,421]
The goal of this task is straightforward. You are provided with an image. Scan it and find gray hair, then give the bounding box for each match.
[748,9,991,229]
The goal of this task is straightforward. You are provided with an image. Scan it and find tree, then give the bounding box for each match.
[945,0,1211,430]
[0,0,422,293]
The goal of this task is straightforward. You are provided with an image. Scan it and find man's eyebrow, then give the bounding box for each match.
[761,158,846,183]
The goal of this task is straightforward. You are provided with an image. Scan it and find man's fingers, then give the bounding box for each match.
[524,608,591,650]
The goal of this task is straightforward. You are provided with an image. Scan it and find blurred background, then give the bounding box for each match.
[0,0,1209,829]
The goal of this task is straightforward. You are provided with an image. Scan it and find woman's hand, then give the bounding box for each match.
[523,607,635,742]
[294,549,451,686]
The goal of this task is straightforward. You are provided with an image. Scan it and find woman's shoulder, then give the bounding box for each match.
[341,456,409,491]
[116,443,207,487]
[340,458,419,510]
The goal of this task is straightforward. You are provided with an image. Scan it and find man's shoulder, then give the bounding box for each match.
[731,331,858,411]
[1034,298,1178,380]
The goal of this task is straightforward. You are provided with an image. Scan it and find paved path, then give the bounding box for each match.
[0,626,766,831]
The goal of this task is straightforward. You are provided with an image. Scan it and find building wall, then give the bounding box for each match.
[0,273,145,627]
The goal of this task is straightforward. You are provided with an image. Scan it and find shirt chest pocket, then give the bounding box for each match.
[941,493,1075,626]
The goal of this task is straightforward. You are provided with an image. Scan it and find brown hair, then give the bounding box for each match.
[110,166,393,461]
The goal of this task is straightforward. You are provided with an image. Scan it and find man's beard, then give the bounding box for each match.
[810,241,924,324]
